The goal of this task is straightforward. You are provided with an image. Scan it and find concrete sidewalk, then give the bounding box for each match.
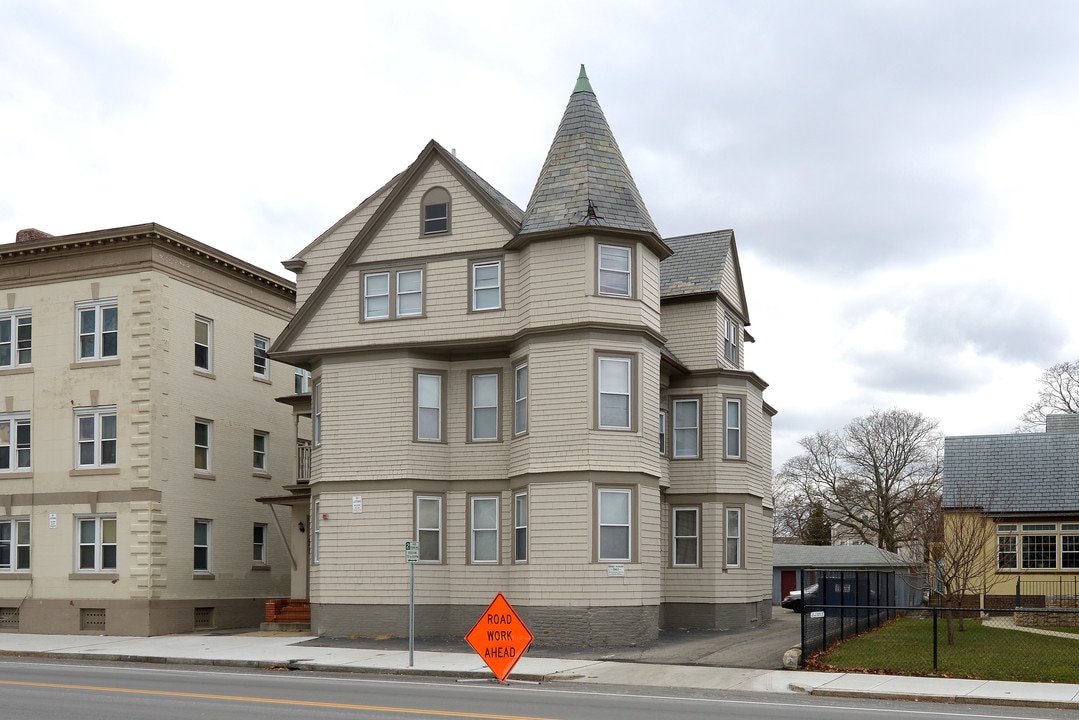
[0,631,1077,710]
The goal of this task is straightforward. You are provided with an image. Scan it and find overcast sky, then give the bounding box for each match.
[4,0,1078,470]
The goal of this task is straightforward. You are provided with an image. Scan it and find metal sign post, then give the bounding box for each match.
[405,541,419,666]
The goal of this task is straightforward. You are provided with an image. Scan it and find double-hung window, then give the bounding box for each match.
[194,316,213,372]
[470,372,499,442]
[422,188,450,235]
[76,300,118,361]
[312,498,321,563]
[194,519,212,573]
[194,419,212,473]
[76,515,116,572]
[725,508,742,568]
[75,406,117,468]
[294,368,312,394]
[598,488,632,562]
[0,414,31,472]
[364,269,424,320]
[415,372,443,442]
[598,244,632,297]
[416,495,442,562]
[672,398,700,459]
[0,310,31,367]
[1062,524,1079,569]
[672,507,699,567]
[724,316,739,364]
[514,363,528,436]
[471,260,502,311]
[313,380,322,446]
[658,410,668,455]
[364,273,390,320]
[725,398,743,459]
[996,525,1018,569]
[253,431,268,471]
[396,270,423,317]
[253,523,267,565]
[470,496,499,563]
[514,492,528,563]
[598,355,632,430]
[253,335,270,379]
[0,518,30,572]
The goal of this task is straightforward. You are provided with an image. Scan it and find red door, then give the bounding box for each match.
[781,570,797,598]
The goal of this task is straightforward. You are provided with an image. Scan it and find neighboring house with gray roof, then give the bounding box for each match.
[772,544,924,606]
[269,66,775,646]
[942,414,1079,604]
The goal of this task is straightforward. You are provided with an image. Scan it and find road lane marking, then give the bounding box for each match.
[0,679,560,719]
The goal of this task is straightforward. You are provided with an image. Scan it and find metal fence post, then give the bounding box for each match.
[932,606,938,672]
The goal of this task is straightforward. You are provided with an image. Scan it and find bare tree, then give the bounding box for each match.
[1017,360,1079,432]
[777,408,943,554]
[773,478,832,544]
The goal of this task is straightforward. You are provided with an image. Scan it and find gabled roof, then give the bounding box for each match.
[772,543,917,569]
[943,417,1079,515]
[518,66,660,240]
[659,230,750,325]
[271,141,524,355]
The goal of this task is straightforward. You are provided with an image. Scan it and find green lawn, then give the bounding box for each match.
[806,616,1079,683]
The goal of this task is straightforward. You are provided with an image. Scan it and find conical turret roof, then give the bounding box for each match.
[518,66,660,238]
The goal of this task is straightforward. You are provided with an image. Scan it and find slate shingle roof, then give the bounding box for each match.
[519,66,658,237]
[942,419,1079,514]
[659,230,733,298]
[772,543,916,569]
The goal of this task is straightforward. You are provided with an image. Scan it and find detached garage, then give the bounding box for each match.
[772,544,926,607]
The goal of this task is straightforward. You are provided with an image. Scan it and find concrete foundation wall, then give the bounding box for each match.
[660,598,772,631]
[0,597,270,636]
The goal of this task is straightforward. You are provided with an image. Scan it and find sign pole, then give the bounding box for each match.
[409,559,415,667]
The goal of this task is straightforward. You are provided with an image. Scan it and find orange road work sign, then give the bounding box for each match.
[464,592,535,682]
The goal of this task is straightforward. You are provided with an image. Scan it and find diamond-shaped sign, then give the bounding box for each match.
[464,592,534,682]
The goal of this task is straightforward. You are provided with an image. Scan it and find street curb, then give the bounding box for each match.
[807,688,1079,711]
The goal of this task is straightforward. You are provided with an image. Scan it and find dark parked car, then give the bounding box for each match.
[781,584,816,613]
[782,581,878,613]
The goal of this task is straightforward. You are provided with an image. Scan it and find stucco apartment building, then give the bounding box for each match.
[0,223,299,635]
[271,67,775,645]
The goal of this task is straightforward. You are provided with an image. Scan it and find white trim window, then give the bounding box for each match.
[724,316,739,364]
[194,419,212,473]
[364,269,425,320]
[514,492,528,563]
[396,269,423,317]
[598,244,631,297]
[416,373,443,442]
[672,399,700,459]
[514,363,528,436]
[253,523,268,565]
[0,309,31,367]
[598,356,632,430]
[470,496,499,563]
[364,272,390,320]
[253,431,268,471]
[312,498,321,563]
[672,507,699,568]
[725,507,742,568]
[0,517,30,572]
[76,515,116,572]
[0,414,31,472]
[75,406,117,468]
[76,299,118,361]
[194,316,213,372]
[472,260,502,311]
[193,519,212,573]
[725,398,743,459]
[471,373,499,442]
[294,368,312,394]
[416,495,442,562]
[313,380,322,446]
[997,524,1018,569]
[598,488,632,561]
[423,189,450,234]
[253,335,270,378]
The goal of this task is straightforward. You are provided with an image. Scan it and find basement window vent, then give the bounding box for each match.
[80,608,106,631]
[194,606,215,630]
[0,607,19,628]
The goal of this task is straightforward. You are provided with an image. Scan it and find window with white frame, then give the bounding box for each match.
[997,521,1079,571]
[294,368,312,394]
[471,260,502,311]
[253,523,267,564]
[658,409,667,456]
[996,525,1018,569]
[514,363,528,436]
[672,398,700,459]
[364,269,425,320]
[724,315,739,364]
[313,380,322,446]
[363,272,389,320]
[725,507,742,568]
[253,335,270,378]
[416,495,442,562]
[76,515,116,572]
[415,372,443,442]
[75,406,117,468]
[312,498,321,563]
[194,419,212,473]
[76,299,118,361]
[1063,524,1079,569]
[422,188,450,235]
[725,398,743,459]
[672,507,699,567]
[470,372,499,442]
[1022,526,1057,569]
[194,316,212,372]
[0,517,30,572]
[0,414,31,472]
[598,355,632,430]
[253,431,268,471]
[0,310,31,367]
[471,496,499,563]
[193,519,212,573]
[396,269,423,317]
[598,488,632,561]
[598,244,632,297]
[514,492,527,563]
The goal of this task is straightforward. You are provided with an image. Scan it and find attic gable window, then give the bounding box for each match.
[422,187,451,235]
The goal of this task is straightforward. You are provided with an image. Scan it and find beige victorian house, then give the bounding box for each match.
[271,68,775,645]
[0,223,300,634]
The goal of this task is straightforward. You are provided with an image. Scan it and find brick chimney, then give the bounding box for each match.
[16,228,53,243]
